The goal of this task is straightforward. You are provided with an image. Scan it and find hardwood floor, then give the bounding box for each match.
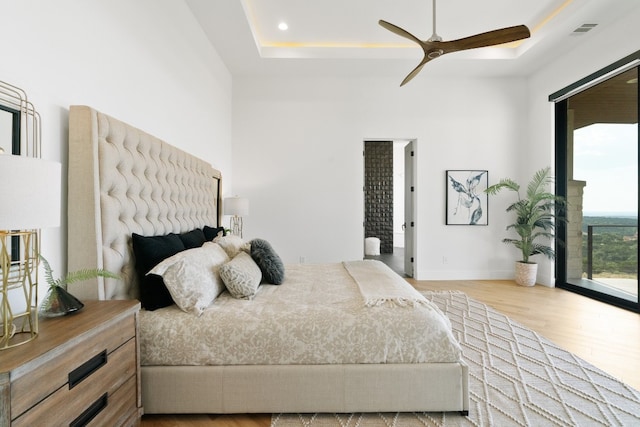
[140,279,640,427]
[140,414,271,426]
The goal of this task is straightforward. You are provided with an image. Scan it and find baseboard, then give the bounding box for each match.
[414,270,513,281]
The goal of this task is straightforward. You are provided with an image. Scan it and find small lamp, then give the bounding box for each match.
[224,196,249,238]
[0,153,61,349]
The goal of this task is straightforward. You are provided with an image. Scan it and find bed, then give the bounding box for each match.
[66,105,469,415]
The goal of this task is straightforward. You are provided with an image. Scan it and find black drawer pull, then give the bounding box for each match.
[70,392,108,427]
[69,350,108,389]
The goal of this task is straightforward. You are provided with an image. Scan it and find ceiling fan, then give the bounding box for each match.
[379,0,531,86]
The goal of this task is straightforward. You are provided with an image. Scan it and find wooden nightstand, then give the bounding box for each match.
[0,300,141,426]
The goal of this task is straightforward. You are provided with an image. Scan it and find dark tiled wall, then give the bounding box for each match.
[364,141,393,253]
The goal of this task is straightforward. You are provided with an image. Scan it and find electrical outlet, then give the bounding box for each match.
[442,256,448,265]
[299,256,305,264]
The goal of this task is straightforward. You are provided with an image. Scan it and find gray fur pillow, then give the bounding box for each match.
[250,238,285,285]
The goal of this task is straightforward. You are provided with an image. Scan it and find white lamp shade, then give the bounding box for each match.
[224,197,249,216]
[0,154,62,230]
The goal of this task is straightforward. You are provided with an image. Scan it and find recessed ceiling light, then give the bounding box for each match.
[278,22,288,31]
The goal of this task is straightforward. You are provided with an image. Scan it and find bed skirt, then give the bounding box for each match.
[141,362,469,414]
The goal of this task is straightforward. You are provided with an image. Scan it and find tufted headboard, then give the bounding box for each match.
[67,105,222,301]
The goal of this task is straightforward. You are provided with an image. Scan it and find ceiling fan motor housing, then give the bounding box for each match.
[427,48,444,59]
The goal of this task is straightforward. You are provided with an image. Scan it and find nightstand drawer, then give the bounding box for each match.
[88,375,138,427]
[12,338,137,427]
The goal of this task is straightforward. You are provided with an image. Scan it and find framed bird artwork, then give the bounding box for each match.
[446,170,488,225]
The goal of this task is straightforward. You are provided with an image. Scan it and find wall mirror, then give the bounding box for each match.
[0,80,39,157]
[0,104,21,155]
[0,91,22,262]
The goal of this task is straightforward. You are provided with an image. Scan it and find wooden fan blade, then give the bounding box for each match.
[445,25,530,53]
[379,19,438,86]
[379,20,422,45]
[400,57,432,87]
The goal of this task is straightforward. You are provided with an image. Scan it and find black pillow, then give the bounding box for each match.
[179,228,206,249]
[203,225,225,241]
[250,238,285,285]
[132,232,186,310]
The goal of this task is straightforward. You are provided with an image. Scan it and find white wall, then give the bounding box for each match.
[233,75,528,279]
[1,0,232,285]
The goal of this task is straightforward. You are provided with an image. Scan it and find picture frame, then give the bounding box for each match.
[446,170,488,225]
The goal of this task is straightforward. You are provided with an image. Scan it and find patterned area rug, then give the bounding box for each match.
[271,291,640,427]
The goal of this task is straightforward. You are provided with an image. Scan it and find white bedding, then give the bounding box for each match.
[139,261,461,366]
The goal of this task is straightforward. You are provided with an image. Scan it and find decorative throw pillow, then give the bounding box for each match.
[250,238,285,285]
[132,232,186,310]
[219,252,262,299]
[179,228,207,249]
[213,234,249,258]
[148,242,230,316]
[203,225,225,241]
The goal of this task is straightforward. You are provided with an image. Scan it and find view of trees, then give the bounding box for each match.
[582,216,638,278]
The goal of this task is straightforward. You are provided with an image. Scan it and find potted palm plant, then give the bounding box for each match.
[484,167,566,286]
[38,255,120,317]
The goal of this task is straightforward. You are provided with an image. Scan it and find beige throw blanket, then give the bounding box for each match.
[343,260,429,307]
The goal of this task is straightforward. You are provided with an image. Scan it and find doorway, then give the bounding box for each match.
[552,52,638,312]
[363,139,415,277]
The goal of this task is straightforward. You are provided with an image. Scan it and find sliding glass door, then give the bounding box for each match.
[552,52,639,312]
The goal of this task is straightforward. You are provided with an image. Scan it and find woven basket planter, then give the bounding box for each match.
[515,261,537,286]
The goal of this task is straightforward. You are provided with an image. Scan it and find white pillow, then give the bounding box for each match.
[213,234,250,258]
[148,242,229,315]
[219,252,262,299]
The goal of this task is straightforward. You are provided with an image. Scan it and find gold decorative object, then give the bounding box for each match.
[0,230,39,348]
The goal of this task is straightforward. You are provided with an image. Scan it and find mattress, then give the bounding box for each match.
[139,261,462,366]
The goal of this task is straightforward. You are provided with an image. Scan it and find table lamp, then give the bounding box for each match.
[0,153,61,349]
[224,196,249,238]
